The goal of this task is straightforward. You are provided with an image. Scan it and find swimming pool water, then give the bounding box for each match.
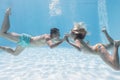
[0,47,120,80]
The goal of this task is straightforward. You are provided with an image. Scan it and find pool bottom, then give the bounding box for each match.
[0,47,119,80]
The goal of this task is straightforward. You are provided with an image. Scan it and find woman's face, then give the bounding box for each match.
[71,28,86,39]
[75,28,86,35]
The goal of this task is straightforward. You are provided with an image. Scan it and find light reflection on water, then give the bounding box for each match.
[0,47,120,80]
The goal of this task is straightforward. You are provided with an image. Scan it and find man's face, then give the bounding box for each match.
[52,32,60,39]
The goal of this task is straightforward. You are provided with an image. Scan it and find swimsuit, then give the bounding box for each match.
[17,33,32,47]
[94,43,103,52]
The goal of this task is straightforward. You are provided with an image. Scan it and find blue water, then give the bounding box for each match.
[0,0,120,80]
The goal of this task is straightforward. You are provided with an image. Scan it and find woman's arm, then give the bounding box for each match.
[65,36,81,51]
[79,39,95,53]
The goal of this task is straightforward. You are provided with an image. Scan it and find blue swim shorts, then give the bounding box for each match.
[17,33,32,47]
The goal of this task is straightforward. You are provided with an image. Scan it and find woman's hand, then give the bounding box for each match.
[64,35,70,43]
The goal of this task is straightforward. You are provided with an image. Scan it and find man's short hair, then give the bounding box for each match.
[50,28,59,34]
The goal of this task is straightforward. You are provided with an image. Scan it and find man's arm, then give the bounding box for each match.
[46,37,64,48]
[0,45,25,56]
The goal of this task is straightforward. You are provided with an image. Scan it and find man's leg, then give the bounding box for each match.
[0,8,20,43]
[0,8,11,33]
[0,46,25,56]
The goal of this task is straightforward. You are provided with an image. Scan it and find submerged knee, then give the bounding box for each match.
[113,66,120,71]
[0,31,6,36]
[13,52,21,56]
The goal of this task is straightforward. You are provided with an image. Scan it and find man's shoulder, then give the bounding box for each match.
[43,34,50,37]
[42,34,51,40]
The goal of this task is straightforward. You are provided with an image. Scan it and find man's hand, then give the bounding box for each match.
[64,34,70,43]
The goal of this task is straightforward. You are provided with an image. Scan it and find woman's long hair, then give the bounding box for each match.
[74,33,86,40]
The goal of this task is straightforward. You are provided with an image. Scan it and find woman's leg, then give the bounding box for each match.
[99,41,120,70]
[0,8,20,43]
[112,41,120,69]
[102,27,114,49]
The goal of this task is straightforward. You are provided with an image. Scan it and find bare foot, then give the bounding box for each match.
[102,27,107,32]
[114,40,120,47]
[6,8,11,15]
